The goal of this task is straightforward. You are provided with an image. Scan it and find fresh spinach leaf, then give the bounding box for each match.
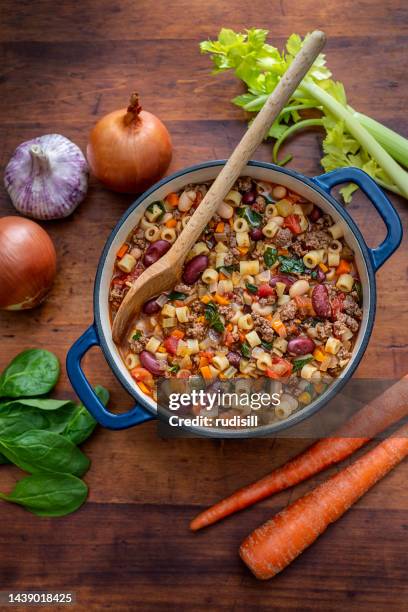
[292,356,313,372]
[132,330,142,341]
[240,343,251,358]
[0,349,60,398]
[0,398,73,411]
[0,473,88,517]
[0,405,49,439]
[278,255,305,275]
[0,430,90,477]
[238,206,263,227]
[261,340,273,351]
[204,303,225,333]
[168,291,187,301]
[264,247,278,268]
[168,364,180,374]
[246,282,258,294]
[218,264,239,275]
[0,453,11,464]
[61,386,108,445]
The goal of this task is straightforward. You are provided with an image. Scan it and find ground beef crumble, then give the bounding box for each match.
[343,294,362,318]
[252,313,275,342]
[237,176,252,192]
[218,305,235,321]
[314,320,333,340]
[303,230,331,250]
[278,299,298,322]
[274,228,293,248]
[334,312,359,334]
[132,228,147,249]
[259,295,276,306]
[129,336,148,354]
[174,283,194,294]
[252,196,266,213]
[185,322,207,340]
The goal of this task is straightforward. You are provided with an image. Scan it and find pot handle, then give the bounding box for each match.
[312,167,403,271]
[66,325,155,430]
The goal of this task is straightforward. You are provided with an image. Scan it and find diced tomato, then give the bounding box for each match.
[294,294,312,316]
[283,214,302,235]
[269,357,293,378]
[257,284,275,298]
[224,332,235,347]
[164,335,180,355]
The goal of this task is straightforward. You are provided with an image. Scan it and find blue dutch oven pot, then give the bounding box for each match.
[67,162,402,437]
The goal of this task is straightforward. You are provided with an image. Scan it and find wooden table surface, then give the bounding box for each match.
[1,1,407,610]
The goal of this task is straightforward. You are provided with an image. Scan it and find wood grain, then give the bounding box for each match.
[0,1,407,609]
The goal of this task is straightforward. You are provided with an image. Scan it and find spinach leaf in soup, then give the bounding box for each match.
[0,349,60,398]
[263,247,278,268]
[238,206,263,228]
[0,473,88,517]
[0,430,90,477]
[278,255,305,275]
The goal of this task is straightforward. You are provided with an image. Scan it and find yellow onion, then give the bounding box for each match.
[0,217,57,310]
[87,92,172,193]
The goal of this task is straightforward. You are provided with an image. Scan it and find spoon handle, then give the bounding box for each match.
[171,30,326,259]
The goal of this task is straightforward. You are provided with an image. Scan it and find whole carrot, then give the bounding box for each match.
[190,375,408,531]
[240,422,408,579]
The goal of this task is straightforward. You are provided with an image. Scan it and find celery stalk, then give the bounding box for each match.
[302,81,408,199]
[351,110,408,169]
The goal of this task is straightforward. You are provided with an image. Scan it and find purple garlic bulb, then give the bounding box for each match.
[4,134,88,220]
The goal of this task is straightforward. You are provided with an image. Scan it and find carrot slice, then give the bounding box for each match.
[116,244,128,259]
[138,381,152,396]
[165,192,179,207]
[215,221,225,233]
[240,422,408,579]
[214,294,230,305]
[336,259,351,275]
[165,218,177,228]
[200,365,212,380]
[190,375,408,531]
[171,329,185,339]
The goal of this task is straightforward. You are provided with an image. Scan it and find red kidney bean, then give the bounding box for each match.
[242,190,257,205]
[269,274,296,288]
[227,351,241,368]
[182,254,209,285]
[250,228,263,241]
[143,240,171,267]
[142,298,161,314]
[287,336,316,356]
[139,351,163,376]
[312,284,332,318]
[309,205,322,222]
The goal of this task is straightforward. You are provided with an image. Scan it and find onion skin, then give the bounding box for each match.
[0,217,57,310]
[87,93,172,193]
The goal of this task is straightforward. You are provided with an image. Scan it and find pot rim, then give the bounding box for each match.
[93,160,376,438]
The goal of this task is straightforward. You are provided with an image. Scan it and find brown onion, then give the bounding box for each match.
[87,92,172,193]
[0,217,57,310]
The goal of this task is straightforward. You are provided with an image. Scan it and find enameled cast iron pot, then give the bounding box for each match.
[66,161,402,437]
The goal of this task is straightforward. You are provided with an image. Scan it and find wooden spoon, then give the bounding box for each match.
[113,30,326,343]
